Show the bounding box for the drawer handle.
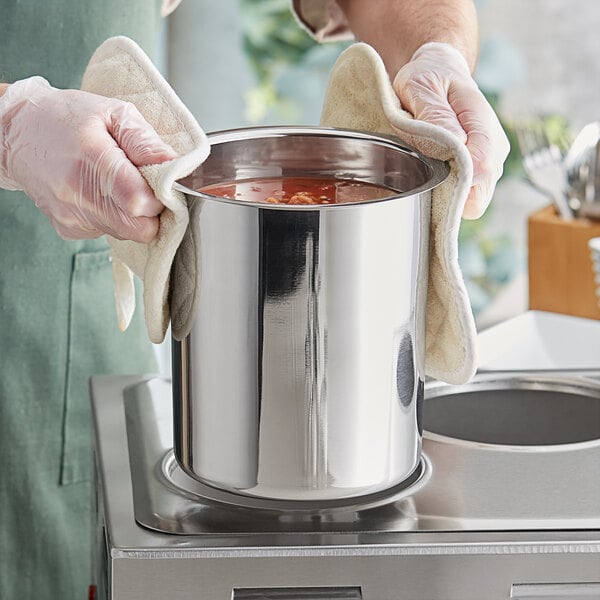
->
[511,582,600,599]
[233,587,362,599]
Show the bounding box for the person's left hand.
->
[393,42,510,219]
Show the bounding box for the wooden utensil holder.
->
[528,205,600,319]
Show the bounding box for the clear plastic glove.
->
[0,77,177,241]
[393,42,510,219]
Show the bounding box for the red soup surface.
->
[199,176,396,205]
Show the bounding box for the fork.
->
[515,124,574,221]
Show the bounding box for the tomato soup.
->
[199,176,396,205]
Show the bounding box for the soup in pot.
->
[199,176,397,205]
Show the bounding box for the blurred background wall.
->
[472,0,600,326]
[477,0,600,131]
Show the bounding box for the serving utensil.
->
[565,121,600,219]
[589,236,600,306]
[516,124,573,220]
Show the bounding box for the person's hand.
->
[0,77,176,241]
[392,42,510,219]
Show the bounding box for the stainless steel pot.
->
[171,126,448,501]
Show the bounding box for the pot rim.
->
[174,125,449,211]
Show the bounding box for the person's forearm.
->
[0,83,9,97]
[336,0,479,78]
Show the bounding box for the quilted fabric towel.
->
[81,36,209,343]
[321,43,476,384]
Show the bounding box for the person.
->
[0,3,180,598]
[0,1,508,598]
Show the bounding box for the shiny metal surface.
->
[565,121,600,218]
[90,374,600,600]
[425,371,600,445]
[123,374,600,535]
[171,127,448,501]
[162,452,430,515]
[511,582,600,599]
[516,126,573,220]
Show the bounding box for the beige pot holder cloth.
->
[321,43,477,384]
[81,36,209,344]
[81,37,476,384]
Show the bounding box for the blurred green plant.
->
[483,94,572,179]
[240,0,348,123]
[241,0,315,84]
[456,93,573,314]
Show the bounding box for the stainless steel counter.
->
[90,373,600,599]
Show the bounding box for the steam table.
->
[90,371,600,599]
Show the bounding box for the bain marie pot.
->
[171,126,448,501]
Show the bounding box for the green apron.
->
[0,2,163,598]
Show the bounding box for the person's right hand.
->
[0,77,176,242]
[392,43,510,220]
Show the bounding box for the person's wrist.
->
[410,41,473,76]
[0,81,21,191]
[0,77,53,191]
